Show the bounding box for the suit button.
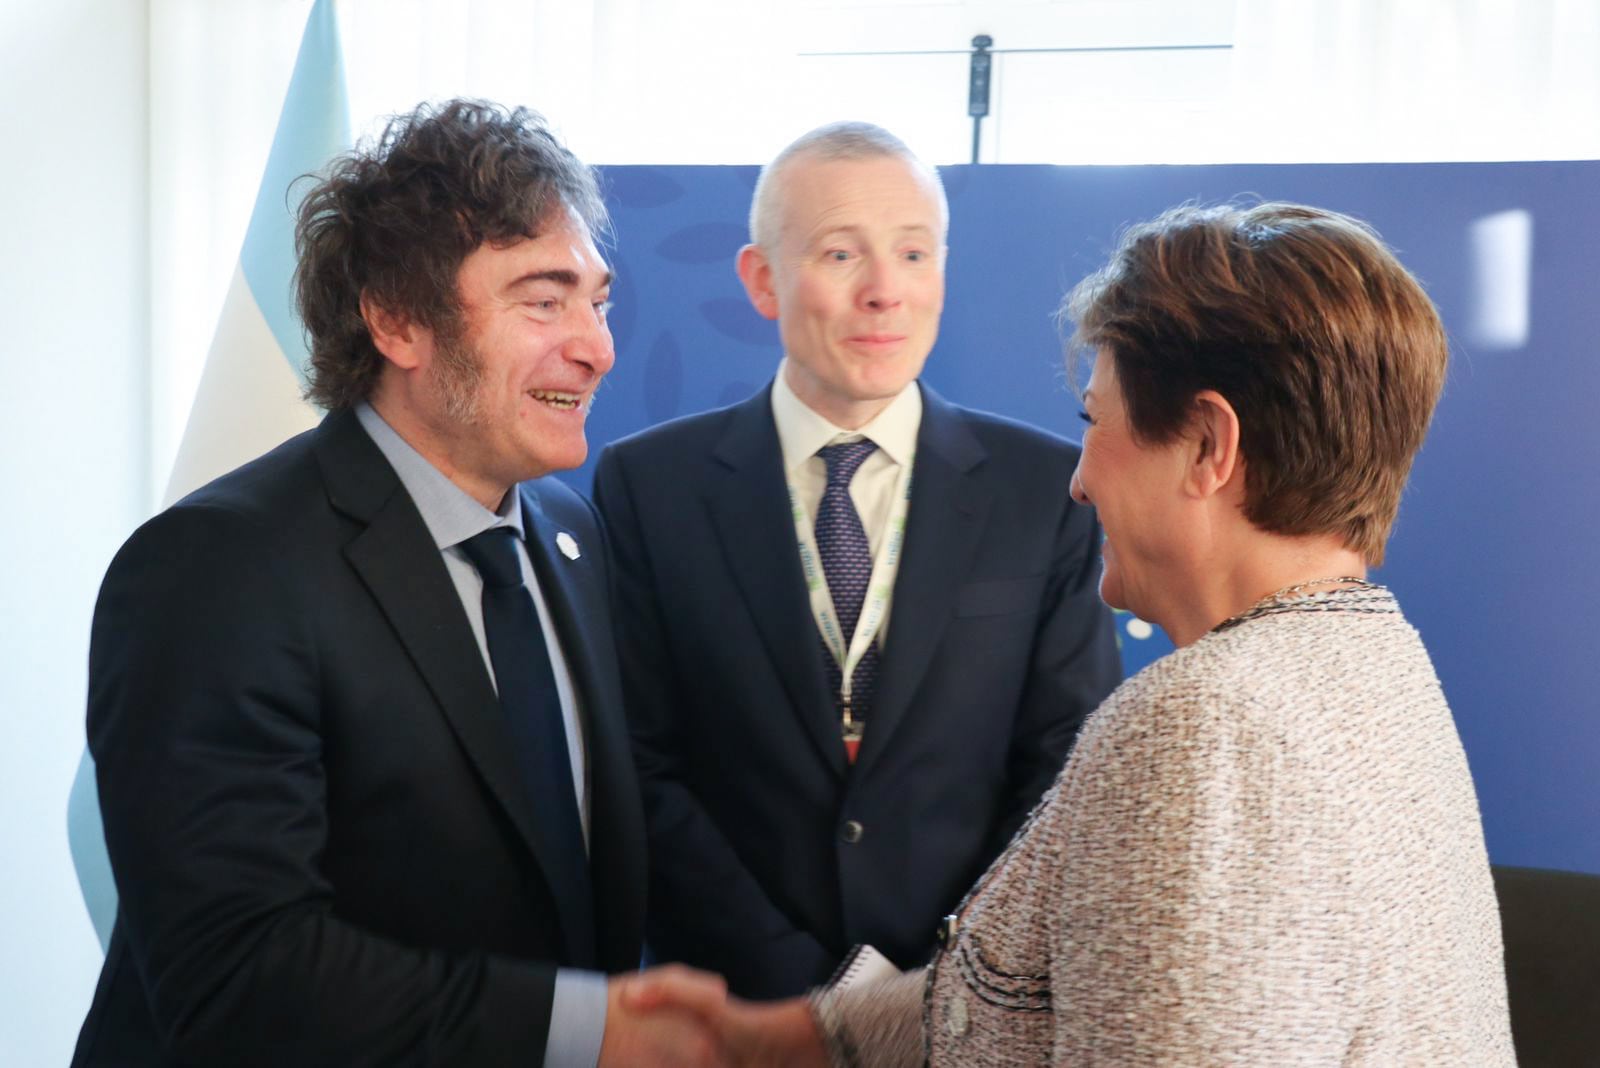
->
[840,819,864,844]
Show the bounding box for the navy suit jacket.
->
[592,382,1121,998]
[73,408,645,1066]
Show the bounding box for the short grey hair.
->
[747,121,949,250]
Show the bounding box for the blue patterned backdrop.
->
[566,161,1600,876]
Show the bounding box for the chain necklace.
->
[1211,575,1386,634]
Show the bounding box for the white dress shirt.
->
[770,361,923,642]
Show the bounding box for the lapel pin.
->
[556,531,581,561]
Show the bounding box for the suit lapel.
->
[707,390,847,778]
[313,412,562,902]
[520,487,648,903]
[520,490,608,746]
[518,489,626,968]
[520,489,646,969]
[854,386,991,777]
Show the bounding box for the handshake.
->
[600,965,828,1068]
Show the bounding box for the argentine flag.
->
[166,0,351,503]
[69,0,351,950]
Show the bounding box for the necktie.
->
[816,440,881,761]
[458,526,595,964]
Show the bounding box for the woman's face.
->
[1069,353,1193,623]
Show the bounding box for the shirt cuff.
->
[542,968,609,1068]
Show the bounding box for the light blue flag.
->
[163,0,351,505]
[69,0,351,951]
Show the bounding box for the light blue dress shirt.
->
[356,403,607,1068]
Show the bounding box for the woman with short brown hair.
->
[720,201,1515,1066]
[1068,201,1447,567]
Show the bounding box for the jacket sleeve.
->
[87,503,559,1066]
[591,446,835,997]
[991,492,1122,852]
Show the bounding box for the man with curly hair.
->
[73,99,723,1068]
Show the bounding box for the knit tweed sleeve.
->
[1045,674,1364,1062]
[810,966,928,1067]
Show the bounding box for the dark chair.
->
[1491,864,1600,1067]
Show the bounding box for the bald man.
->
[593,121,1121,997]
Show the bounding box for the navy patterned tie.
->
[816,440,881,757]
[458,526,595,964]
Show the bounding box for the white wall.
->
[0,1,149,1063]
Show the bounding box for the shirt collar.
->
[770,359,923,475]
[355,402,524,550]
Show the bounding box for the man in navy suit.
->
[73,100,723,1067]
[592,122,1122,998]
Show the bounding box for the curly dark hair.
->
[294,98,608,410]
[1064,201,1448,566]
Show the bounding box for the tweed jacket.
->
[820,587,1516,1065]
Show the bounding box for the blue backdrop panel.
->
[575,161,1600,877]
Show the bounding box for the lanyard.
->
[786,450,915,727]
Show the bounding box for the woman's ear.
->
[1184,389,1241,499]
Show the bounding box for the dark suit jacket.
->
[72,408,644,1067]
[591,382,1120,998]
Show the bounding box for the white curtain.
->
[1230,0,1600,164]
[147,0,1600,496]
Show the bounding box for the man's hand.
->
[600,965,730,1068]
[621,976,828,1068]
[719,998,829,1068]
